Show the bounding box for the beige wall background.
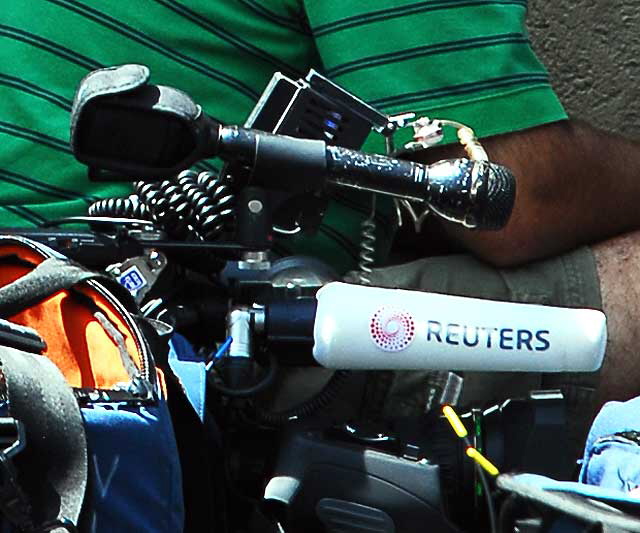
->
[527,1,639,138]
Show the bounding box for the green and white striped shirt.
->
[0,0,566,273]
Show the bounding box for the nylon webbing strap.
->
[0,346,88,532]
[0,258,107,319]
[497,473,640,532]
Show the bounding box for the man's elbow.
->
[442,216,558,268]
[452,235,535,268]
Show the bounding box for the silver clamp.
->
[383,114,489,233]
[107,249,168,304]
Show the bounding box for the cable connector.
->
[442,404,500,477]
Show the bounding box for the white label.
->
[312,282,607,372]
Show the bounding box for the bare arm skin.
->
[592,230,640,409]
[402,120,640,415]
[405,119,640,267]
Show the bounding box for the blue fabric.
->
[76,334,206,533]
[579,396,640,492]
[168,333,207,422]
[82,401,185,533]
[503,396,640,507]
[498,398,640,532]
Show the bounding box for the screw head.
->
[247,199,263,214]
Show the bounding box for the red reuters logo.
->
[370,307,416,352]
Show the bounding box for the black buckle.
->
[0,418,32,530]
[0,417,26,461]
[0,418,79,533]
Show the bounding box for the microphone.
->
[327,146,515,230]
[214,127,515,230]
[70,65,515,230]
[311,282,606,372]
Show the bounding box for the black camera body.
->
[263,391,570,533]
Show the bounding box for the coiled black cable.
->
[89,171,351,423]
[176,170,235,241]
[87,170,235,241]
[88,194,149,220]
[135,179,192,239]
[256,369,351,426]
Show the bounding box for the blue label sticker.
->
[118,266,147,293]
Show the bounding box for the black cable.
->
[476,464,498,533]
[460,432,497,533]
[135,180,192,239]
[497,493,519,533]
[207,354,278,398]
[87,195,149,220]
[86,170,235,242]
[179,170,235,240]
[256,369,351,426]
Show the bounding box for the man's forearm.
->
[409,120,640,266]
